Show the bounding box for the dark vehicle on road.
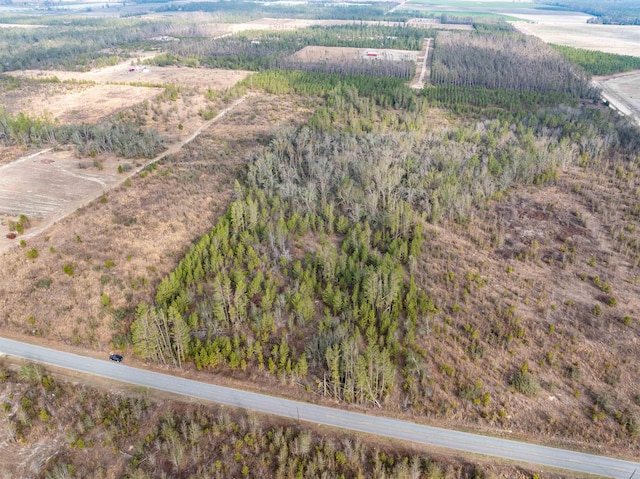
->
[109,354,123,362]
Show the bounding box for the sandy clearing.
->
[13,83,163,123]
[290,45,418,63]
[7,65,252,90]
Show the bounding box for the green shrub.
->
[63,264,74,276]
[512,370,540,397]
[25,248,38,260]
[101,294,111,307]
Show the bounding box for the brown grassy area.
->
[290,45,418,63]
[513,22,640,57]
[413,178,640,455]
[0,66,252,252]
[3,64,251,125]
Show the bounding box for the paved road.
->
[1,336,638,478]
[597,79,640,127]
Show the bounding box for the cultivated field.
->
[514,22,640,57]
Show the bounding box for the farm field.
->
[514,22,640,57]
[400,0,566,20]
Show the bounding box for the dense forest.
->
[430,30,596,98]
[551,44,640,76]
[537,0,640,24]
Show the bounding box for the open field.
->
[290,45,418,63]
[4,83,162,124]
[0,55,253,252]
[4,64,250,123]
[7,64,251,91]
[506,11,593,24]
[514,23,640,57]
[401,0,564,20]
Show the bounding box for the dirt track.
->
[0,95,249,255]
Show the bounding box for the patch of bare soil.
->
[290,45,418,63]
[7,64,251,91]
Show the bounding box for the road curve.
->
[0,336,638,478]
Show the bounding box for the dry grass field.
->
[290,45,418,63]
[514,21,640,57]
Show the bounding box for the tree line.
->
[150,24,433,76]
[537,0,640,25]
[0,16,212,72]
[155,0,437,22]
[551,44,640,75]
[0,107,165,158]
[431,30,597,99]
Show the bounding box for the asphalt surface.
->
[1,336,638,478]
